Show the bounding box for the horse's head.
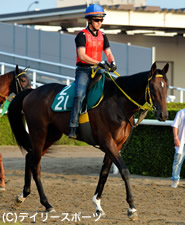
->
[14,65,32,93]
[148,62,169,121]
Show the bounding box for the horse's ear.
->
[15,65,19,75]
[162,63,169,75]
[151,62,157,74]
[149,62,157,78]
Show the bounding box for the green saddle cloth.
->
[51,75,105,112]
[0,93,16,117]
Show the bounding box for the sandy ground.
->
[0,145,185,225]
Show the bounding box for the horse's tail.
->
[8,89,33,153]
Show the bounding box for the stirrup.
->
[68,127,77,139]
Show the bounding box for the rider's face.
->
[91,17,103,30]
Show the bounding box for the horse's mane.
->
[104,71,149,97]
[104,68,168,98]
[117,71,149,91]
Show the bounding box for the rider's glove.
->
[109,61,117,72]
[98,61,110,71]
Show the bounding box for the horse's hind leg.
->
[30,151,55,212]
[16,152,32,203]
[92,154,112,216]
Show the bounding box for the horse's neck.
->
[0,72,13,83]
[0,72,13,95]
[116,73,148,105]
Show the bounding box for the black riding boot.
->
[68,127,77,139]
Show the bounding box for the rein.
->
[0,93,8,100]
[91,66,165,112]
[107,72,164,111]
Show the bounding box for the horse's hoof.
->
[0,186,6,191]
[96,209,106,217]
[128,208,138,221]
[16,195,25,204]
[46,207,56,213]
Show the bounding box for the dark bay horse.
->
[0,65,31,190]
[7,62,169,221]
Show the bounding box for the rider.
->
[68,4,117,139]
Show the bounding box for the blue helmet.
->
[85,4,106,18]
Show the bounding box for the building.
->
[57,0,146,8]
[0,2,185,101]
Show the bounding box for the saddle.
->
[51,73,106,145]
[51,73,105,113]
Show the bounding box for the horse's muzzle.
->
[157,111,168,121]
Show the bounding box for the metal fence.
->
[1,58,185,102]
[0,61,75,88]
[0,22,153,77]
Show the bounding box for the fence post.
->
[32,71,37,88]
[180,90,183,103]
[1,64,5,75]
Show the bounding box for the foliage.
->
[121,102,185,178]
[55,134,88,146]
[0,115,87,146]
[0,115,17,145]
[121,126,175,177]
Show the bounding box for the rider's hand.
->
[98,61,110,71]
[109,61,117,72]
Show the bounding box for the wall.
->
[0,22,153,78]
[107,33,185,101]
[57,0,146,8]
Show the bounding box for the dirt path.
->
[0,145,185,225]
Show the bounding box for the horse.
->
[7,62,169,221]
[0,65,31,104]
[0,65,31,191]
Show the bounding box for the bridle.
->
[0,68,29,101]
[107,72,165,112]
[15,70,28,93]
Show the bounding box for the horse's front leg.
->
[105,142,138,221]
[92,153,112,216]
[16,152,32,204]
[114,154,137,220]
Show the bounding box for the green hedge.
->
[0,115,86,146]
[122,126,174,177]
[122,103,185,178]
[0,115,16,145]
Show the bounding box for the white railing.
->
[135,119,172,126]
[169,86,185,103]
[0,51,76,71]
[0,50,185,101]
[0,62,75,88]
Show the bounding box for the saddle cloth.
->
[51,75,105,112]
